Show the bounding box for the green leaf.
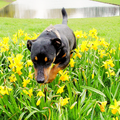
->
[0,106,11,117]
[100,112,105,120]
[80,89,86,106]
[19,111,27,120]
[25,111,38,120]
[94,66,105,87]
[80,86,106,97]
[113,82,120,100]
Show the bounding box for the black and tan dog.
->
[27,8,76,83]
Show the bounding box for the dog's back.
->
[54,8,76,51]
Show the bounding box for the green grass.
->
[0,16,120,119]
[0,0,15,9]
[93,0,120,5]
[0,16,120,47]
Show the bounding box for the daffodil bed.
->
[0,28,120,120]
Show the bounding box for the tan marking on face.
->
[53,57,56,62]
[44,65,52,82]
[45,63,62,83]
[70,53,73,58]
[44,57,48,62]
[35,56,38,61]
[62,53,66,58]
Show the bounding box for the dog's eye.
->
[46,59,52,65]
[34,56,38,61]
[44,57,48,62]
[44,57,52,63]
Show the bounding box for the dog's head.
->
[27,36,62,83]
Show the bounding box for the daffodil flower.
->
[36,99,41,106]
[22,79,30,87]
[56,85,65,94]
[69,58,75,67]
[109,99,120,115]
[37,90,45,97]
[60,97,70,106]
[9,74,17,82]
[0,86,12,95]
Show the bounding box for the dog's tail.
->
[62,8,68,25]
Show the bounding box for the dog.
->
[27,8,76,83]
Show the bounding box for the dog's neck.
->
[44,25,61,39]
[44,25,62,57]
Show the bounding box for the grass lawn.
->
[0,0,15,9]
[0,16,120,119]
[93,0,120,5]
[0,16,120,47]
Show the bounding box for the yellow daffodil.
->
[109,99,120,115]
[22,79,30,87]
[83,32,87,39]
[9,74,17,82]
[73,47,82,59]
[69,58,75,67]
[37,90,45,97]
[91,40,99,50]
[76,53,82,58]
[80,41,89,52]
[99,38,109,48]
[74,30,83,38]
[26,60,33,67]
[110,49,116,54]
[98,101,107,112]
[23,88,33,98]
[98,50,107,58]
[24,33,30,41]
[56,85,65,94]
[2,37,9,44]
[105,69,115,77]
[60,97,70,106]
[102,59,115,69]
[18,29,24,38]
[28,70,33,79]
[0,37,9,52]
[36,99,41,106]
[88,28,97,38]
[0,86,12,95]
[59,71,69,82]
[107,59,115,68]
[8,54,23,75]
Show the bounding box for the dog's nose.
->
[37,78,44,83]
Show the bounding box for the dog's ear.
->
[51,38,62,49]
[27,39,36,51]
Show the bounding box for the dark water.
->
[0,0,119,19]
